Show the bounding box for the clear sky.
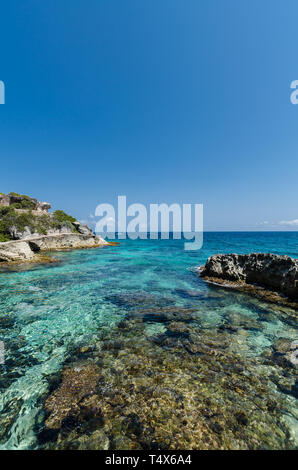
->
[0,0,298,230]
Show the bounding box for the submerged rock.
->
[269,338,298,369]
[42,317,297,450]
[225,312,263,331]
[167,322,192,337]
[44,364,101,430]
[139,306,196,324]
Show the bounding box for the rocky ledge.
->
[200,253,298,304]
[0,233,108,264]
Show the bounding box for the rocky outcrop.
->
[0,233,108,264]
[0,240,36,262]
[28,233,107,251]
[200,253,298,301]
[72,221,94,236]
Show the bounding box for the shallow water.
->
[0,232,297,449]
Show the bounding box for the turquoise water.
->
[0,232,297,449]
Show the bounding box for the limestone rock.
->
[8,223,75,241]
[72,221,94,236]
[29,233,107,251]
[0,234,108,264]
[0,241,35,262]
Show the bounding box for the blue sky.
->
[0,0,298,230]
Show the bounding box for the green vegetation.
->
[10,200,36,210]
[0,192,79,240]
[7,193,36,210]
[0,206,78,241]
[0,233,11,242]
[52,210,77,224]
[0,207,37,240]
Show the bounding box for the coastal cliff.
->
[0,192,108,263]
[200,253,298,303]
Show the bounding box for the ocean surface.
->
[0,232,297,450]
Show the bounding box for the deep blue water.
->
[0,232,297,449]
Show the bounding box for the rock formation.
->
[0,233,108,264]
[0,192,109,263]
[0,240,36,262]
[200,253,298,301]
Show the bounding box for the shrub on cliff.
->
[52,210,76,224]
[7,193,36,210]
[0,207,37,239]
[0,233,11,242]
[10,200,36,210]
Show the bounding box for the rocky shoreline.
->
[200,253,298,308]
[0,232,108,264]
[0,192,110,264]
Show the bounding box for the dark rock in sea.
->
[219,324,238,333]
[0,314,15,329]
[102,340,123,352]
[166,322,192,338]
[140,306,196,324]
[150,333,167,345]
[150,334,178,350]
[117,320,131,330]
[291,381,298,399]
[123,413,144,437]
[174,288,206,299]
[209,421,223,434]
[183,340,205,355]
[38,427,59,445]
[234,411,248,426]
[200,253,298,302]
